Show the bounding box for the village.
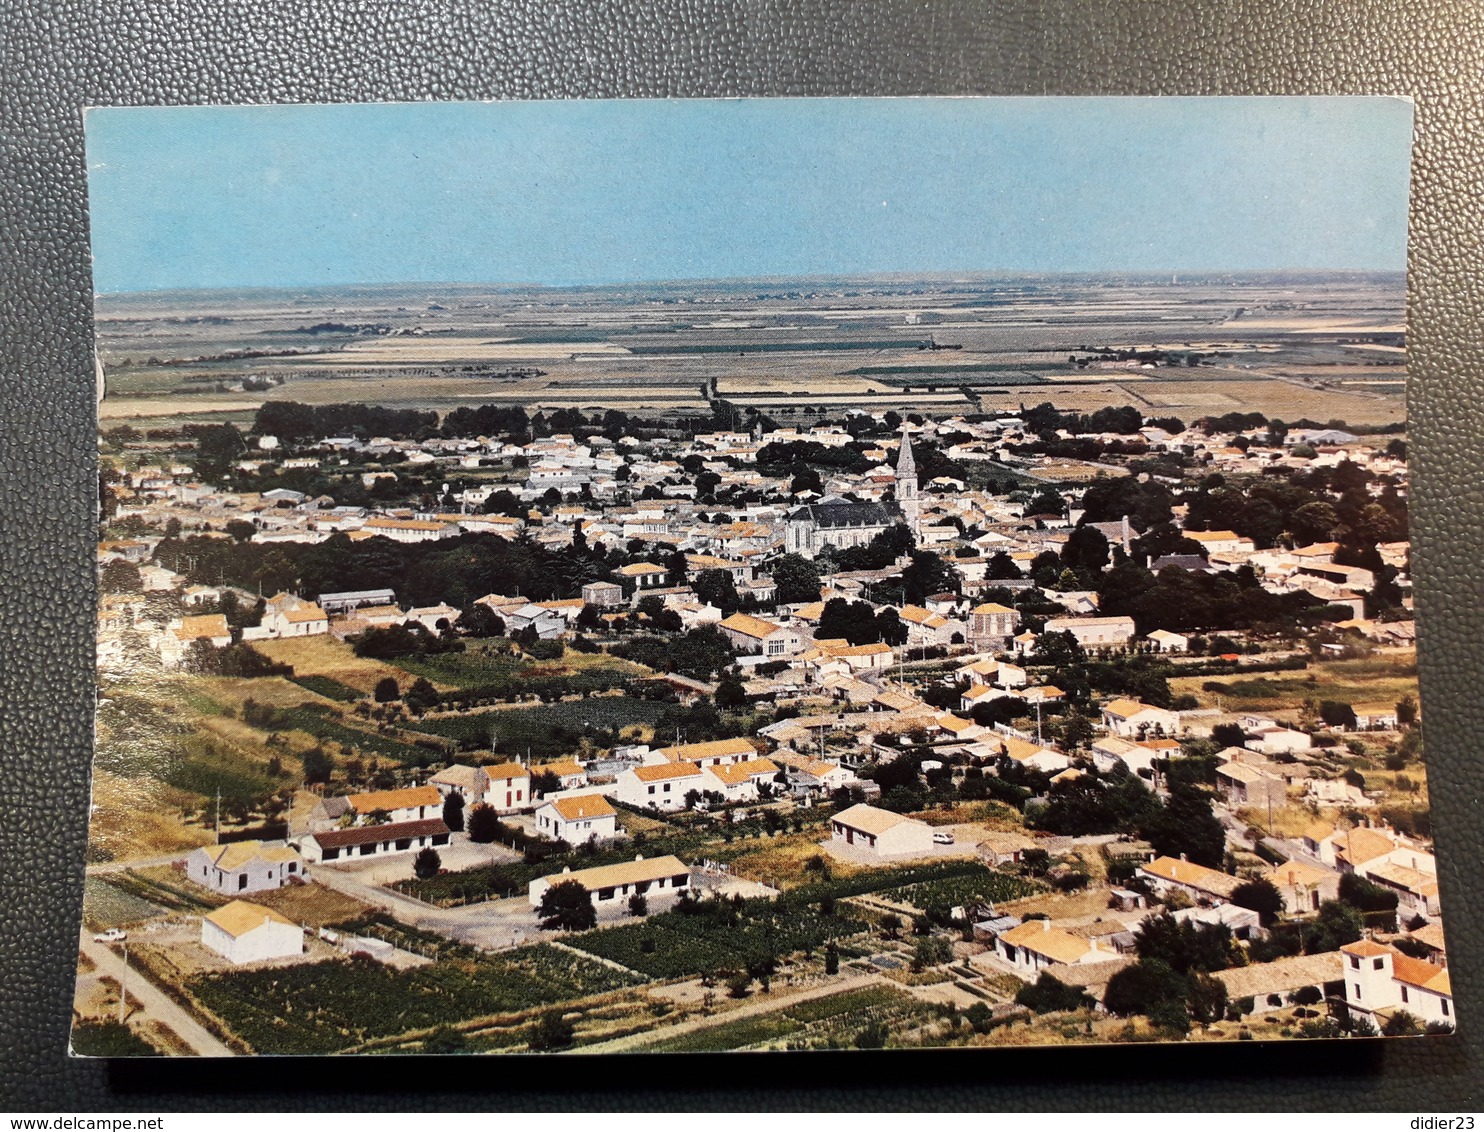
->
[75,391,1443,1057]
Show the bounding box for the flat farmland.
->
[97,271,1407,427]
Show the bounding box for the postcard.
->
[74,96,1447,1057]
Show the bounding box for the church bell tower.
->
[895,427,921,537]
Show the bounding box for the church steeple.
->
[895,426,920,536]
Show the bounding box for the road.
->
[573,972,885,1054]
[78,929,234,1057]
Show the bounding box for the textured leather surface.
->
[3,0,1481,1110]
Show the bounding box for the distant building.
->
[528,855,691,910]
[784,499,902,558]
[186,841,305,895]
[967,602,1020,649]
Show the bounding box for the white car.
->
[932,831,955,845]
[92,928,127,944]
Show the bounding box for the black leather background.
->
[3,0,1482,1110]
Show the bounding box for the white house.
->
[535,793,619,844]
[648,737,757,768]
[616,761,707,811]
[1100,698,1181,739]
[528,854,691,910]
[1044,615,1137,650]
[186,841,306,895]
[200,900,304,965]
[1341,939,1454,1028]
[310,785,444,828]
[829,804,935,859]
[989,920,1113,977]
[1147,629,1189,653]
[701,757,781,804]
[718,612,804,657]
[481,762,532,814]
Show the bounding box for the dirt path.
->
[573,971,885,1054]
[77,929,234,1057]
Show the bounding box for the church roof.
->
[787,501,899,529]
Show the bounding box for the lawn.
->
[190,944,645,1055]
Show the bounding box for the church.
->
[783,430,921,558]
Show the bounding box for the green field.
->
[877,870,1041,911]
[190,944,645,1055]
[569,897,864,981]
[634,984,930,1052]
[403,698,665,756]
[82,877,169,929]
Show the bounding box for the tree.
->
[1319,700,1357,730]
[910,935,952,971]
[1104,958,1191,1023]
[1395,694,1418,726]
[466,803,501,844]
[1231,878,1284,927]
[714,674,748,710]
[1062,525,1111,578]
[459,603,506,638]
[413,847,442,879]
[373,676,400,703]
[301,746,333,786]
[527,1011,576,1050]
[404,677,441,713]
[537,879,598,931]
[771,553,823,604]
[99,559,142,593]
[692,569,742,615]
[628,893,648,917]
[824,943,840,975]
[442,790,465,833]
[1016,973,1090,1014]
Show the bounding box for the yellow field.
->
[87,768,216,858]
[253,636,443,694]
[1170,653,1418,720]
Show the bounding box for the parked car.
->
[92,928,127,943]
[932,831,955,845]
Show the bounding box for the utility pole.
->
[214,787,221,844]
[1035,700,1043,745]
[118,942,128,1023]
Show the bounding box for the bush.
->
[527,1011,575,1050]
[412,847,442,880]
[1015,973,1089,1014]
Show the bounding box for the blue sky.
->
[84,97,1413,294]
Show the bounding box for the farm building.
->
[200,900,304,965]
[528,854,691,910]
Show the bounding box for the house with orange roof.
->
[615,760,707,812]
[718,612,803,657]
[528,854,692,911]
[537,757,588,792]
[650,737,757,768]
[481,762,532,813]
[308,786,443,831]
[1341,939,1454,1028]
[1100,698,1181,739]
[967,602,1020,649]
[1263,857,1341,915]
[200,900,304,965]
[1137,855,1242,904]
[986,919,1117,977]
[535,793,618,844]
[701,757,781,804]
